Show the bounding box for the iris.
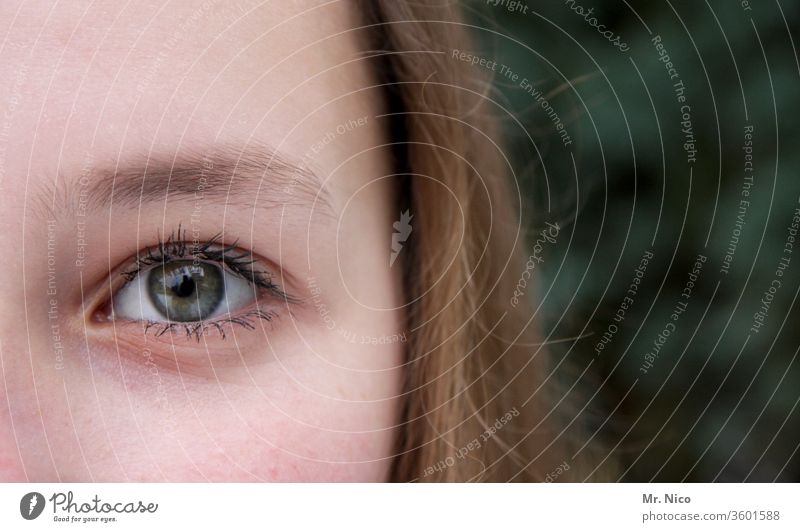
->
[147,260,224,321]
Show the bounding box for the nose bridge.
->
[0,355,28,481]
[0,189,27,479]
[0,326,66,482]
[0,195,62,481]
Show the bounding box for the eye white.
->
[112,263,258,322]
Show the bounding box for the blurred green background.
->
[466,0,800,481]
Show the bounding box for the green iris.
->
[147,260,224,322]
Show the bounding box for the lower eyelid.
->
[141,308,278,340]
[98,325,281,377]
[86,306,282,374]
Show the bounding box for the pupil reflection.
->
[171,274,195,298]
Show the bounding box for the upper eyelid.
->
[123,230,239,278]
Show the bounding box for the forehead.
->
[0,0,371,176]
[0,0,356,79]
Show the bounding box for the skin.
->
[0,0,405,481]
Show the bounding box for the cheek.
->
[20,336,403,482]
[155,411,394,482]
[135,378,400,482]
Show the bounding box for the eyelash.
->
[115,224,291,341]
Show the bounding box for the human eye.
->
[97,226,293,341]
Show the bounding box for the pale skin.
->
[0,0,404,481]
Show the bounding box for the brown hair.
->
[358,1,608,481]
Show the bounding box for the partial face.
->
[0,0,404,481]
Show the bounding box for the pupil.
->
[172,275,195,298]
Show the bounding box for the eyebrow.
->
[71,143,333,217]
